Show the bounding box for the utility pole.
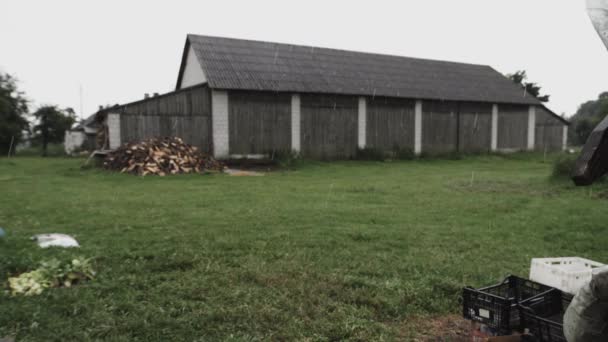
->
[79,84,84,119]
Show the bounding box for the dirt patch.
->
[225,169,265,177]
[400,315,471,341]
[223,158,282,172]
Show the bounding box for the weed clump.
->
[552,154,577,179]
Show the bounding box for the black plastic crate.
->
[462,275,554,335]
[519,289,574,342]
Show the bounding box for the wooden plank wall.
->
[497,104,528,150]
[535,107,564,151]
[422,100,458,153]
[116,85,212,153]
[366,97,415,151]
[228,91,291,154]
[301,94,358,159]
[459,103,492,153]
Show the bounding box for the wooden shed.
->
[98,34,569,159]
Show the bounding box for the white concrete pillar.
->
[291,94,301,153]
[527,105,536,151]
[358,97,367,149]
[107,113,121,149]
[415,100,422,154]
[211,90,229,158]
[562,125,569,151]
[491,104,498,151]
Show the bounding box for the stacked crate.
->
[463,257,608,341]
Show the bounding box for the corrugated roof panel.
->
[188,34,540,105]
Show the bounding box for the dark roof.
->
[72,113,99,131]
[183,34,542,106]
[540,105,570,126]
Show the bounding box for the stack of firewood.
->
[103,137,224,176]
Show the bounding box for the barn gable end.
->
[176,41,207,90]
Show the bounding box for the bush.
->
[552,154,577,179]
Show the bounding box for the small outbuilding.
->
[97,34,569,159]
[64,114,98,154]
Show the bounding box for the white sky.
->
[1,0,607,120]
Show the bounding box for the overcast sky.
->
[1,0,607,119]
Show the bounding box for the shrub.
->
[552,154,577,179]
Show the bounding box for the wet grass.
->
[1,155,607,341]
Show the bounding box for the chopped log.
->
[103,137,224,176]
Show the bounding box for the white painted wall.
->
[414,100,422,154]
[563,126,569,151]
[64,130,86,154]
[107,113,122,149]
[527,106,536,151]
[179,45,207,89]
[291,94,301,153]
[358,97,367,148]
[212,90,229,158]
[491,104,498,151]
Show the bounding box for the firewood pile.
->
[103,137,224,176]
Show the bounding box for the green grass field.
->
[1,155,607,341]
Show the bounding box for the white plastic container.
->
[530,257,608,294]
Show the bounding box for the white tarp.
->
[587,0,608,49]
[32,234,80,248]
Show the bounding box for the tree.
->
[507,70,550,103]
[32,106,76,156]
[574,118,600,145]
[569,92,608,145]
[0,73,29,155]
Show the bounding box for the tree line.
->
[501,71,605,146]
[1,72,76,156]
[568,93,608,145]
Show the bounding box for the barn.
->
[98,34,569,159]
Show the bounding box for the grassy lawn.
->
[1,155,608,341]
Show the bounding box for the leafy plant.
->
[7,257,95,296]
[7,269,50,296]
